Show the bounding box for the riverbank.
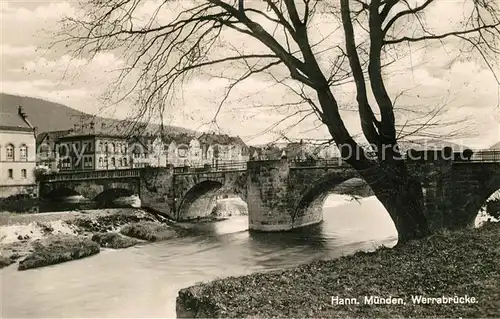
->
[0,208,189,270]
[177,222,500,318]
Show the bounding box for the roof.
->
[249,145,282,160]
[198,133,247,146]
[0,104,34,132]
[163,133,195,145]
[36,130,73,144]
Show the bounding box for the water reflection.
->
[1,194,397,318]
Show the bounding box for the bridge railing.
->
[172,160,248,174]
[41,168,141,182]
[290,157,350,168]
[452,150,500,163]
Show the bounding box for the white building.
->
[0,106,37,198]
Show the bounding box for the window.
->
[111,143,115,153]
[6,144,14,161]
[84,157,93,168]
[104,158,108,168]
[98,142,103,153]
[178,146,188,158]
[118,158,123,167]
[63,158,72,169]
[19,144,27,160]
[8,169,13,179]
[111,157,116,167]
[105,143,109,153]
[123,157,128,166]
[99,157,103,168]
[21,169,27,179]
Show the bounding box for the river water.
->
[1,195,399,318]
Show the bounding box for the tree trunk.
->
[316,88,430,244]
[361,159,431,244]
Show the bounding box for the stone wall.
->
[139,167,176,219]
[0,184,37,198]
[247,159,295,231]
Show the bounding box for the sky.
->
[1,0,500,147]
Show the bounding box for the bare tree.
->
[54,0,500,243]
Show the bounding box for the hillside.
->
[255,138,469,153]
[398,138,469,151]
[0,93,194,136]
[490,141,500,149]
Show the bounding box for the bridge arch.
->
[177,180,247,221]
[93,188,137,205]
[44,187,82,200]
[291,171,372,227]
[468,174,500,227]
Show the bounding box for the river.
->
[1,195,399,318]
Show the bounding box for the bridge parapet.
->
[40,168,141,182]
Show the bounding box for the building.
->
[36,129,73,170]
[249,141,340,161]
[146,132,249,168]
[55,121,132,171]
[0,106,37,198]
[129,135,150,168]
[48,120,251,171]
[198,133,249,164]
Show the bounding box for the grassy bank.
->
[177,223,500,318]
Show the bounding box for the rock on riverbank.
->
[18,235,100,271]
[0,208,185,270]
[91,232,139,249]
[120,221,186,241]
[176,223,500,318]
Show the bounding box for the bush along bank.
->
[176,223,500,318]
[0,209,189,271]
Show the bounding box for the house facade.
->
[46,124,250,171]
[249,141,340,161]
[198,133,249,164]
[0,106,37,198]
[36,129,73,170]
[146,132,249,168]
[55,122,132,171]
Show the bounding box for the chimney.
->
[18,105,27,118]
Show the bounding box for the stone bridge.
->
[39,150,500,232]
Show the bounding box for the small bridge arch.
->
[292,171,370,227]
[176,177,248,221]
[177,180,224,220]
[464,173,500,227]
[44,187,82,200]
[93,188,137,203]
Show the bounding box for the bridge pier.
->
[246,159,323,231]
